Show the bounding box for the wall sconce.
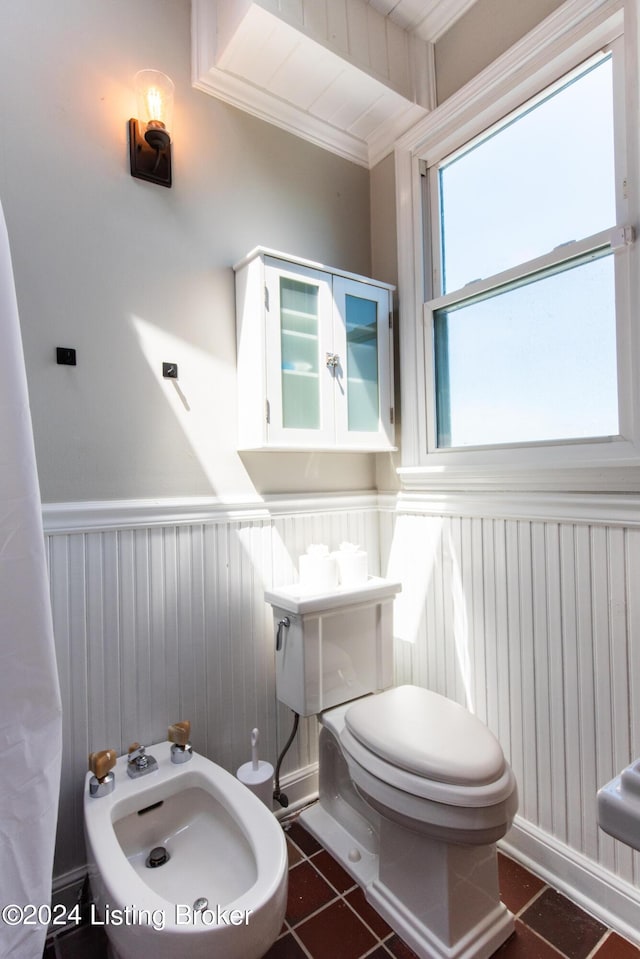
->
[129,69,174,188]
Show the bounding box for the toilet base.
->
[300,802,514,959]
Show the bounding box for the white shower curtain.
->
[0,198,63,959]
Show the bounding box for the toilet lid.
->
[344,686,505,787]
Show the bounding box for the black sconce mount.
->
[129,119,172,188]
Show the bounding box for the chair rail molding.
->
[394,488,640,528]
[42,491,382,534]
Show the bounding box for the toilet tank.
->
[265,578,401,717]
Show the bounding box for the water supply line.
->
[273,709,299,808]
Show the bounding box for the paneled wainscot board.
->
[44,491,640,944]
[45,494,381,889]
[380,496,640,944]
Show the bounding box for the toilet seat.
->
[346,685,505,785]
[325,686,515,808]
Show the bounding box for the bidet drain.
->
[146,846,170,868]
[193,897,208,912]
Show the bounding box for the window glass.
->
[439,56,615,293]
[434,253,618,447]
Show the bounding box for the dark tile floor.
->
[46,813,640,959]
[267,820,640,959]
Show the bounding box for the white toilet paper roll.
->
[335,550,368,586]
[236,760,274,808]
[298,553,339,592]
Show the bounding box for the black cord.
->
[273,710,300,808]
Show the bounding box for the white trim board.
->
[42,488,640,534]
[502,817,640,946]
[273,764,319,821]
[395,0,623,162]
[42,491,381,535]
[191,0,434,169]
[394,489,640,528]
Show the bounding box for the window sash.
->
[426,227,615,317]
[435,51,616,296]
[421,32,631,459]
[431,248,619,449]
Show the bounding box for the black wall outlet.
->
[56,347,76,366]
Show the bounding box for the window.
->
[426,50,629,452]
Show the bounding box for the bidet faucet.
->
[88,748,117,798]
[168,720,193,763]
[126,742,159,779]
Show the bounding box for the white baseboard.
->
[274,763,319,819]
[52,865,87,901]
[501,816,640,946]
[48,866,88,933]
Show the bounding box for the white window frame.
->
[394,0,640,492]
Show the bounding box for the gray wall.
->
[0,0,375,504]
[0,0,572,505]
[434,0,565,102]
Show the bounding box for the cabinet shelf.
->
[281,329,318,341]
[281,367,318,378]
[282,307,317,320]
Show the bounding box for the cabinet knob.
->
[325,352,340,369]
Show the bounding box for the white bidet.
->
[84,741,287,959]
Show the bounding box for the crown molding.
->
[192,66,371,167]
[412,0,480,43]
[191,0,433,169]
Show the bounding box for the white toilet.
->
[83,737,287,959]
[266,578,518,959]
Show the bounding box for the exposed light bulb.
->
[134,69,174,141]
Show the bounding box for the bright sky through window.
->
[433,55,619,448]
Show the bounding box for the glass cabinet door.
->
[279,276,321,429]
[344,292,380,432]
[332,276,393,448]
[264,259,335,447]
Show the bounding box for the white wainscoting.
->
[45,489,640,942]
[379,496,640,942]
[45,493,381,886]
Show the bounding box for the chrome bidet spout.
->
[126,743,158,779]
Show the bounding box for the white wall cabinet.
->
[234,249,395,451]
